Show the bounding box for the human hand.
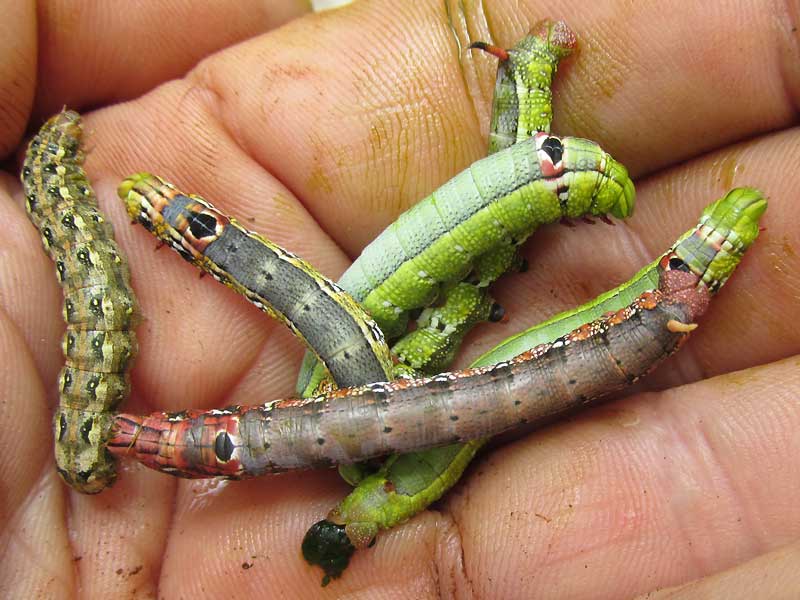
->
[2,1,799,597]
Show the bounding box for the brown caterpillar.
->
[21,109,139,494]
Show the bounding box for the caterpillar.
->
[302,21,586,577]
[374,19,579,381]
[295,130,635,395]
[471,18,577,151]
[118,173,394,389]
[300,187,767,581]
[20,109,140,494]
[106,189,765,482]
[302,21,586,579]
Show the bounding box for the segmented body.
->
[391,282,504,373]
[107,186,766,479]
[107,280,691,475]
[303,22,592,576]
[119,173,394,388]
[21,110,139,494]
[297,131,635,393]
[472,19,577,151]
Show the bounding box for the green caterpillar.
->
[471,18,577,150]
[295,130,634,395]
[301,20,589,578]
[300,188,767,583]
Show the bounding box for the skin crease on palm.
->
[1,0,800,597]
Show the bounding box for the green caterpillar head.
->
[545,135,635,220]
[672,187,767,293]
[591,154,635,219]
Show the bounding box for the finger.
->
[0,0,35,157]
[0,160,178,597]
[0,303,74,597]
[74,12,799,413]
[638,539,800,598]
[81,91,350,410]
[158,471,464,597]
[33,0,310,118]
[0,172,64,387]
[185,0,800,255]
[444,356,800,598]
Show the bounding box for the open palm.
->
[2,1,799,598]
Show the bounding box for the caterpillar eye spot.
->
[80,418,94,444]
[668,257,690,272]
[44,163,58,174]
[541,136,564,164]
[77,248,92,265]
[61,214,76,229]
[187,211,218,240]
[214,432,235,462]
[47,186,60,198]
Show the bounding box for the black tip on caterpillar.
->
[600,214,615,226]
[302,520,356,586]
[468,41,510,61]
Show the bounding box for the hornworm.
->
[107,189,765,484]
[21,110,139,494]
[295,130,635,395]
[301,187,767,580]
[118,173,394,390]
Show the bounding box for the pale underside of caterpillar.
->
[21,109,139,494]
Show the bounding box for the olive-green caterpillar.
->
[21,109,139,494]
[118,173,395,390]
